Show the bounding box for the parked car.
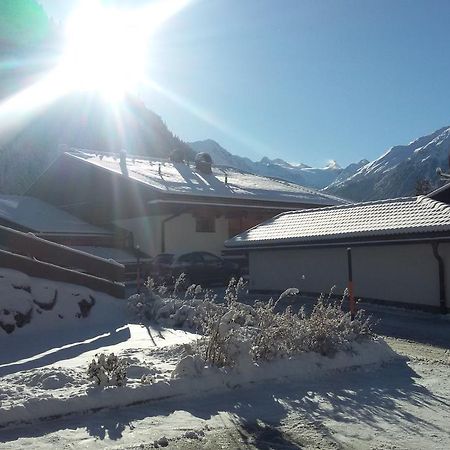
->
[151,251,240,286]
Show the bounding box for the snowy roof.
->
[0,195,111,235]
[69,152,348,207]
[226,196,450,248]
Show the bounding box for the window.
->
[201,252,222,265]
[177,253,203,265]
[196,217,215,233]
[154,254,174,265]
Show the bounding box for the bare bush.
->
[87,353,127,387]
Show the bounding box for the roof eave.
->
[225,231,450,251]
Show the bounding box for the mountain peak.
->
[325,160,341,170]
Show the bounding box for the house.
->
[0,195,150,280]
[27,150,348,260]
[225,196,450,312]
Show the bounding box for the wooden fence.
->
[0,225,125,298]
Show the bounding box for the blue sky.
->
[40,0,450,167]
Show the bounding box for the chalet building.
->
[27,150,348,259]
[0,195,150,280]
[225,196,450,312]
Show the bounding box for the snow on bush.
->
[87,353,128,387]
[127,275,222,330]
[252,295,373,361]
[127,276,375,373]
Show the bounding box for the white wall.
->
[165,214,229,256]
[115,213,229,257]
[249,243,445,308]
[114,216,162,256]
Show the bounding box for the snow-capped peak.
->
[325,160,342,170]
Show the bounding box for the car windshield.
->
[155,254,174,264]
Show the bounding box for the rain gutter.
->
[432,242,448,314]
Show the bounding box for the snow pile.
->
[0,335,395,429]
[0,276,398,429]
[0,269,106,335]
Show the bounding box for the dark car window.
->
[201,252,222,265]
[155,254,174,264]
[178,253,202,264]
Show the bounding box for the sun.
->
[59,1,150,101]
[0,0,192,136]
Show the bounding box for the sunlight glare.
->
[59,0,192,101]
[0,0,192,138]
[60,1,148,101]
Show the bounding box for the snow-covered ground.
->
[1,274,449,449]
[1,336,449,449]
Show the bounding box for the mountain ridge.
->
[324,126,450,200]
[189,139,367,191]
[189,125,450,201]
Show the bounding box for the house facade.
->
[27,150,348,260]
[226,196,450,312]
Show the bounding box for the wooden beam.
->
[0,249,125,298]
[0,224,124,282]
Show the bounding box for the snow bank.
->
[0,336,397,429]
[0,278,398,429]
[0,268,123,337]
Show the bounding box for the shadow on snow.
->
[1,359,448,447]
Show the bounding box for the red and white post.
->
[347,247,356,320]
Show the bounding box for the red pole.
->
[136,246,141,294]
[347,247,356,320]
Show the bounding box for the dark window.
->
[178,253,203,264]
[201,252,222,265]
[196,217,215,233]
[154,254,174,265]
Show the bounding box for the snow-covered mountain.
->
[189,140,365,190]
[191,125,450,201]
[324,126,450,201]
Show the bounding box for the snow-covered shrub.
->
[87,353,127,387]
[252,295,373,360]
[277,287,300,302]
[173,273,188,298]
[195,296,257,368]
[171,354,205,378]
[193,290,374,367]
[127,277,164,322]
[185,277,251,367]
[127,275,225,330]
[131,277,374,370]
[224,277,247,305]
[296,295,373,356]
[184,284,203,300]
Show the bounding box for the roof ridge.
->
[280,196,417,217]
